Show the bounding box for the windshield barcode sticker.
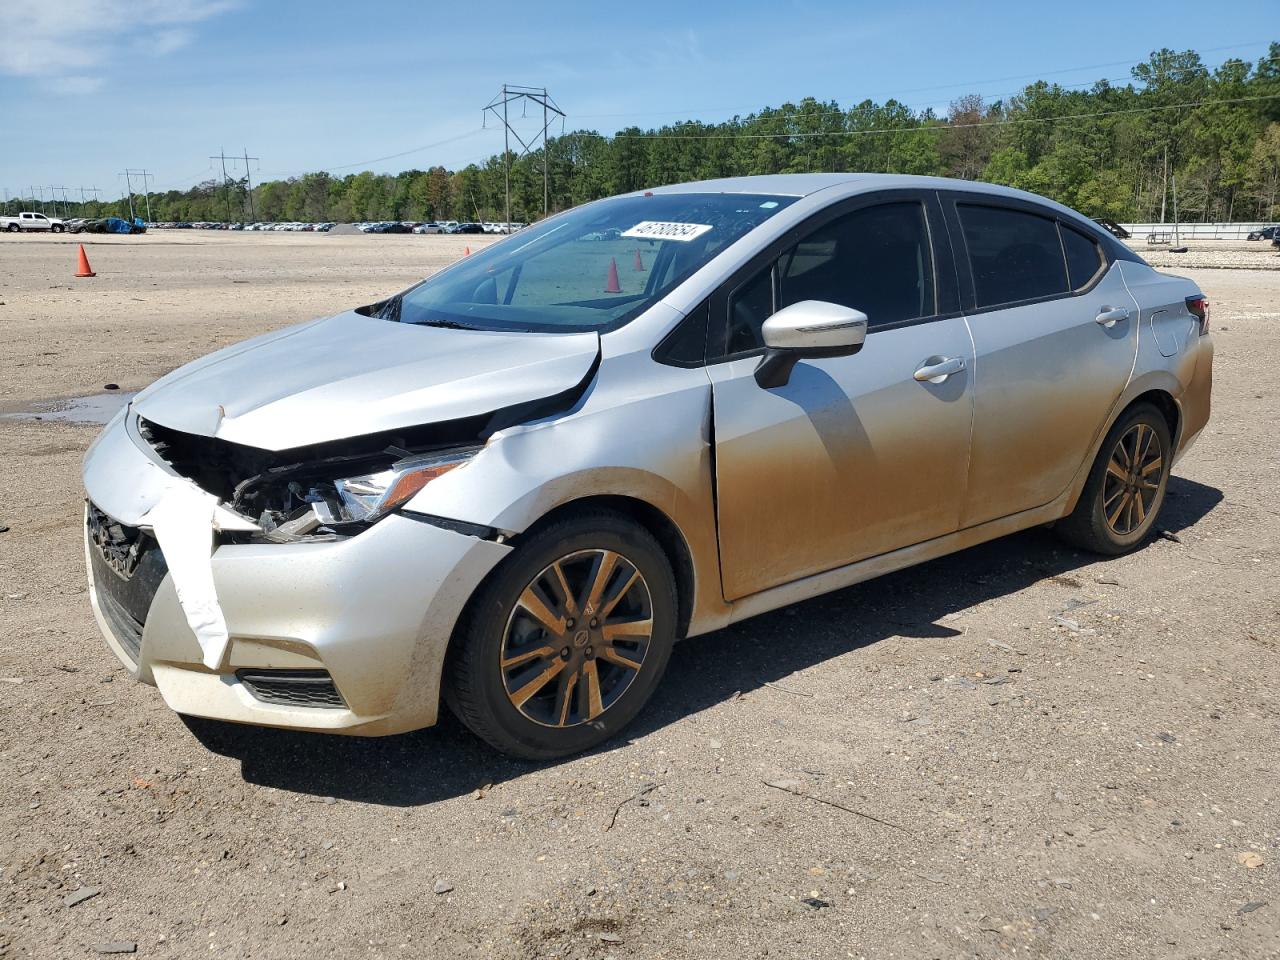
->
[621,220,713,242]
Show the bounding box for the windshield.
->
[384,192,796,333]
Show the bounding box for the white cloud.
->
[147,27,196,57]
[47,74,106,95]
[0,0,236,93]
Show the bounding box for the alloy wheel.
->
[500,549,653,728]
[1102,422,1164,536]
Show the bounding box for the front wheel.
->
[1056,403,1172,555]
[51,224,64,233]
[445,511,677,759]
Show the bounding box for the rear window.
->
[959,204,1068,308]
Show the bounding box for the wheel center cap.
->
[573,629,590,647]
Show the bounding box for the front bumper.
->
[83,414,510,736]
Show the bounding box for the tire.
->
[445,510,677,759]
[1056,402,1172,555]
[6,223,19,233]
[51,224,64,233]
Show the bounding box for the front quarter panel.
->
[401,324,725,635]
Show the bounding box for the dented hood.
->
[131,311,600,451]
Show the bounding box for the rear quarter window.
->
[1060,223,1105,289]
[959,204,1069,308]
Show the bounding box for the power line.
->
[612,92,1280,142]
[325,129,484,172]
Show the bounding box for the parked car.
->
[449,222,485,234]
[2,211,66,232]
[82,174,1213,759]
[1246,225,1277,241]
[412,222,444,234]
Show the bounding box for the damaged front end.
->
[132,341,598,543]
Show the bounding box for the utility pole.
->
[483,84,565,227]
[1172,172,1181,247]
[210,149,258,223]
[1159,144,1168,226]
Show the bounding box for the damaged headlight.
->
[333,447,478,523]
[255,446,480,541]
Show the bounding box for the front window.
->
[385,193,796,334]
[724,200,937,355]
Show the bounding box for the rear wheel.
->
[6,223,19,233]
[1056,403,1172,555]
[445,511,677,759]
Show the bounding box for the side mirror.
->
[754,300,868,388]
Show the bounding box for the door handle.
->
[1095,306,1130,327]
[913,356,966,383]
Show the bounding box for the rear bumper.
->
[1176,335,1213,460]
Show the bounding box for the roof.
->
[641,173,1103,231]
[647,172,1056,202]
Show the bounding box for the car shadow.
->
[184,475,1222,806]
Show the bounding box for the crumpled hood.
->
[131,311,601,451]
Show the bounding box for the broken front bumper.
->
[83,413,511,736]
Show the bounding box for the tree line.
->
[18,44,1280,225]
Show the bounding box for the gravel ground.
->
[0,232,1277,959]
[1124,238,1280,272]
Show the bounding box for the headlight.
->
[333,447,479,522]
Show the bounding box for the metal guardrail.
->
[1120,222,1276,240]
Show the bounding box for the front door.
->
[708,195,975,601]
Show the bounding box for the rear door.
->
[942,195,1139,528]
[709,191,975,601]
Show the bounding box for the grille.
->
[236,670,346,708]
[87,502,168,664]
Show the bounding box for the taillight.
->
[1186,295,1209,335]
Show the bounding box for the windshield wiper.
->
[407,317,474,330]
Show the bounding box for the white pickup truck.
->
[1,211,66,233]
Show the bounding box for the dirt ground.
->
[0,231,1277,960]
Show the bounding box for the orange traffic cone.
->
[463,245,471,256]
[604,257,621,294]
[633,248,646,272]
[74,244,96,278]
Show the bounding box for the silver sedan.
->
[82,174,1213,758]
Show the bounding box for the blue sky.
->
[1,0,1276,202]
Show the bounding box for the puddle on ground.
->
[0,391,136,425]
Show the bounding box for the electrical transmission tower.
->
[210,149,259,223]
[120,169,154,221]
[483,85,565,228]
[79,186,102,217]
[45,186,69,218]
